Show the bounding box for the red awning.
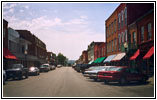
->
[3,48,17,59]
[130,49,140,60]
[143,46,154,60]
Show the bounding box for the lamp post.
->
[124,42,128,66]
[24,50,28,68]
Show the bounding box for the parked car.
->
[49,65,56,70]
[57,64,62,68]
[3,70,6,85]
[28,66,40,76]
[6,64,29,80]
[79,64,90,74]
[98,66,148,85]
[84,66,112,81]
[39,64,50,72]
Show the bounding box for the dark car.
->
[28,66,40,76]
[6,64,29,80]
[79,64,90,74]
[98,66,148,85]
[39,64,50,72]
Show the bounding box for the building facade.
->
[82,50,88,64]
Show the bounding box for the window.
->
[124,7,127,25]
[148,23,152,40]
[133,32,136,43]
[141,26,144,42]
[118,13,121,29]
[118,34,121,50]
[112,40,113,52]
[111,22,113,34]
[121,10,124,27]
[109,24,110,36]
[114,19,116,32]
[106,27,108,37]
[125,30,127,42]
[115,38,117,52]
[3,28,6,37]
[121,32,124,43]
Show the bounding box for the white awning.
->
[111,53,126,61]
[103,54,116,63]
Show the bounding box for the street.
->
[3,67,154,97]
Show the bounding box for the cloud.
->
[5,15,104,60]
[9,8,14,13]
[3,3,17,10]
[20,9,24,13]
[24,5,29,9]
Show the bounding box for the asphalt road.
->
[3,67,154,98]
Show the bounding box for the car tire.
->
[119,77,126,86]
[104,80,109,84]
[140,77,147,83]
[18,75,22,80]
[94,78,98,81]
[25,73,28,78]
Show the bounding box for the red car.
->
[98,66,148,85]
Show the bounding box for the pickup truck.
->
[6,64,29,80]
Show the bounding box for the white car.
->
[84,66,113,81]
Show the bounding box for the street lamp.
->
[24,50,28,68]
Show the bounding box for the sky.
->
[3,2,120,60]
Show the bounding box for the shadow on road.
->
[101,81,150,87]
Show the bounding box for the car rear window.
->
[108,67,123,71]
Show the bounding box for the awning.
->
[97,57,106,63]
[93,58,100,63]
[111,53,126,62]
[130,49,140,60]
[103,54,116,63]
[88,60,94,64]
[143,46,154,60]
[3,48,17,59]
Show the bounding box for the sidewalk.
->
[148,76,154,85]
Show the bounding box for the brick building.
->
[17,30,47,67]
[82,50,88,64]
[47,52,57,65]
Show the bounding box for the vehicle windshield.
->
[40,65,49,67]
[108,67,123,71]
[12,64,22,69]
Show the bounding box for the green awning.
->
[93,57,106,64]
[93,58,100,63]
[97,57,106,63]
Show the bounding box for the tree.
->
[57,53,68,66]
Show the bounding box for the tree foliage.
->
[57,53,68,66]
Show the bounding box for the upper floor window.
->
[141,26,144,42]
[125,30,127,42]
[106,27,108,37]
[109,24,111,36]
[121,10,124,27]
[114,19,116,32]
[111,22,113,34]
[118,13,121,29]
[124,7,127,25]
[115,38,117,51]
[121,32,124,43]
[3,28,6,38]
[148,23,152,40]
[132,32,136,43]
[112,40,113,52]
[118,34,121,50]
